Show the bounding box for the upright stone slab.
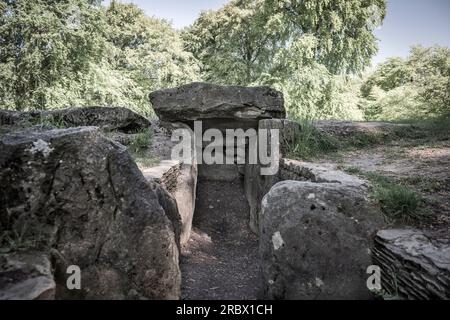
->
[142,122,198,246]
[244,119,301,234]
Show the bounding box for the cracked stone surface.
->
[149,82,285,123]
[259,180,384,299]
[0,127,181,299]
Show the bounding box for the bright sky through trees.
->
[104,0,450,66]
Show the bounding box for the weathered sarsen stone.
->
[149,82,285,123]
[244,120,301,234]
[0,251,55,300]
[0,107,150,133]
[279,159,368,187]
[143,160,198,246]
[149,83,285,196]
[259,180,384,300]
[373,228,450,299]
[0,127,181,299]
[141,122,198,246]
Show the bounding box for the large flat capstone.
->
[149,82,285,123]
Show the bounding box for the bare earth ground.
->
[180,179,260,300]
[318,137,450,231]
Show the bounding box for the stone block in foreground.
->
[0,127,181,299]
[259,180,384,299]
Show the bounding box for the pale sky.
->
[103,0,450,66]
[373,0,450,65]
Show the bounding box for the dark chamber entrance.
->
[180,177,260,300]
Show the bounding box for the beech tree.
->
[0,0,199,114]
[184,0,386,84]
[360,45,450,120]
[184,0,386,119]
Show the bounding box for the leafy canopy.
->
[360,45,450,120]
[184,0,386,120]
[0,0,199,114]
[184,0,386,85]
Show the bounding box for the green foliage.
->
[263,0,386,75]
[1,0,447,124]
[0,0,199,114]
[286,121,389,160]
[185,0,386,84]
[286,120,339,159]
[104,2,200,115]
[259,35,364,120]
[410,46,450,116]
[184,0,385,121]
[128,128,152,154]
[344,169,429,223]
[183,0,271,85]
[361,45,450,120]
[360,85,424,120]
[0,0,107,110]
[361,57,414,96]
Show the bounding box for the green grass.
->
[390,116,450,141]
[286,120,390,160]
[127,128,160,168]
[399,176,444,192]
[24,114,69,129]
[285,120,340,159]
[346,131,387,147]
[344,166,362,175]
[128,129,152,155]
[375,183,425,222]
[286,115,450,160]
[344,168,429,223]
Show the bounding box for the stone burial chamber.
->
[2,82,446,300]
[150,82,389,300]
[149,82,287,183]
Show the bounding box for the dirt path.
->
[318,139,450,230]
[180,179,260,300]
